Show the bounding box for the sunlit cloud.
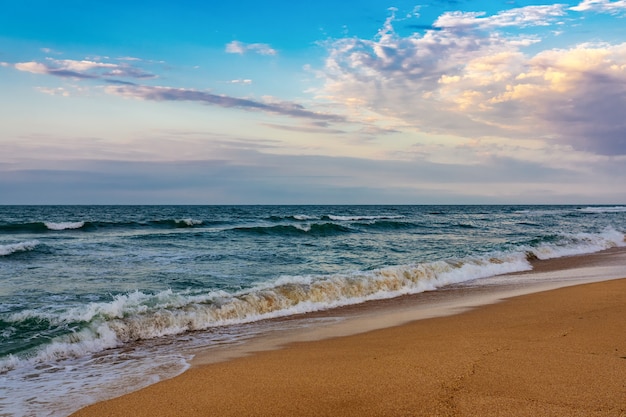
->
[433,5,567,29]
[10,57,157,80]
[317,5,626,155]
[35,87,71,97]
[225,40,277,56]
[570,0,626,13]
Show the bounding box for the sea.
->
[1,205,625,417]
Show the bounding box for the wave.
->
[354,220,418,231]
[268,214,319,221]
[234,223,353,236]
[45,221,86,231]
[578,206,626,214]
[267,214,405,222]
[0,218,207,234]
[0,251,532,373]
[0,222,52,234]
[524,228,625,260]
[150,219,204,228]
[323,214,405,221]
[2,227,624,373]
[0,240,40,256]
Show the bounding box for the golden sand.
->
[72,276,626,417]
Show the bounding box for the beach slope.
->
[72,278,626,416]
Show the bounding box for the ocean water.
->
[1,205,625,416]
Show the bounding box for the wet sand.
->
[72,260,626,416]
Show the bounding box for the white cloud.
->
[317,5,626,155]
[51,59,117,71]
[10,57,156,80]
[570,0,626,13]
[35,87,71,97]
[228,79,253,85]
[434,5,567,29]
[225,40,277,56]
[15,62,49,74]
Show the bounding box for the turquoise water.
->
[1,205,625,416]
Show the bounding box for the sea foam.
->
[526,228,625,260]
[45,221,85,231]
[0,240,40,256]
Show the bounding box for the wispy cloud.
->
[434,5,567,29]
[9,57,156,80]
[570,0,626,13]
[105,84,346,123]
[35,86,72,97]
[317,5,626,155]
[3,146,622,205]
[228,79,253,85]
[262,121,347,134]
[225,40,277,56]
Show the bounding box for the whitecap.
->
[45,221,85,231]
[0,240,40,256]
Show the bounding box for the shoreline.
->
[72,248,626,416]
[189,246,626,367]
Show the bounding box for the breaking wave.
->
[1,224,624,374]
[0,240,40,256]
[45,221,86,231]
[0,251,531,373]
[523,228,625,260]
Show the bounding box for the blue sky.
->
[1,0,625,204]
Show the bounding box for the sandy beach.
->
[72,269,626,416]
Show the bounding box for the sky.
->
[1,0,625,204]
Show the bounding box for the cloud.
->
[262,122,347,134]
[228,79,253,85]
[105,84,347,123]
[2,148,622,204]
[434,5,567,29]
[225,40,277,56]
[10,58,156,80]
[570,0,626,13]
[317,5,626,155]
[35,87,71,97]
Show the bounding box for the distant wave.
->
[234,223,353,236]
[323,214,405,221]
[0,221,88,233]
[0,218,207,234]
[0,240,40,256]
[268,214,318,221]
[514,206,626,216]
[578,206,626,214]
[354,220,416,231]
[45,221,85,231]
[267,214,404,222]
[0,222,52,233]
[150,219,204,228]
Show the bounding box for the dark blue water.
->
[1,205,625,416]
